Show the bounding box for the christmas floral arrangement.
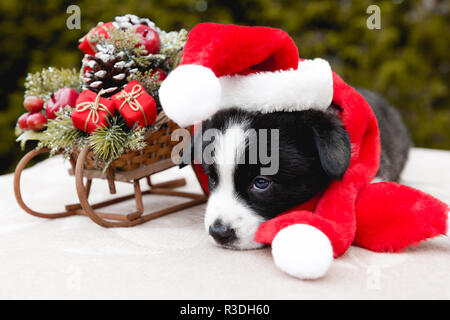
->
[16,14,187,170]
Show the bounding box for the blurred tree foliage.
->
[0,0,448,174]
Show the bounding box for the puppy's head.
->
[182,107,351,249]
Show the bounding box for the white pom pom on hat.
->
[159,65,222,128]
[272,224,333,279]
[159,23,333,127]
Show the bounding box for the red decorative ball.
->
[135,25,161,55]
[18,113,30,130]
[78,22,115,56]
[24,96,44,113]
[46,88,79,119]
[26,113,47,131]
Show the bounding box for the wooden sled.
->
[14,117,207,228]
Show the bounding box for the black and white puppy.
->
[183,89,412,250]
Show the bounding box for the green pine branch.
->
[25,67,82,102]
[87,116,146,171]
[37,106,88,157]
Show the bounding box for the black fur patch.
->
[193,108,351,219]
[357,89,412,181]
[181,89,411,221]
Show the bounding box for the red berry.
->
[46,88,79,119]
[135,25,161,55]
[46,102,61,120]
[18,113,31,130]
[151,68,167,82]
[24,96,44,113]
[27,113,47,131]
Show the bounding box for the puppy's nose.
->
[209,221,236,244]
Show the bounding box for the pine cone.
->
[113,14,161,34]
[82,52,134,97]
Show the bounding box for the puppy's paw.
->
[271,224,333,279]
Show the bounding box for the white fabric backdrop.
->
[0,148,449,299]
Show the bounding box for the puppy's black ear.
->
[309,111,351,180]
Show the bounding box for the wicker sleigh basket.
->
[14,112,207,227]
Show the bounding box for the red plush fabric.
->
[194,163,209,195]
[181,23,299,77]
[354,182,448,252]
[192,71,448,256]
[255,72,380,257]
[193,70,448,257]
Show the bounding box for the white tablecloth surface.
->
[0,148,449,299]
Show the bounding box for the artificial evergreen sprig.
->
[92,26,187,72]
[88,117,127,169]
[159,29,188,70]
[37,106,88,157]
[128,69,162,99]
[92,27,151,69]
[22,106,147,170]
[87,116,146,171]
[24,67,82,102]
[127,30,189,108]
[124,124,147,153]
[18,17,184,171]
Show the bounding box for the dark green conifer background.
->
[0,0,448,174]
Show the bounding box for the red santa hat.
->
[160,23,448,279]
[159,23,333,127]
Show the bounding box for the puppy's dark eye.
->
[251,177,272,191]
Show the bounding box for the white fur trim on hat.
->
[159,64,221,127]
[159,59,333,127]
[219,58,333,114]
[271,224,333,279]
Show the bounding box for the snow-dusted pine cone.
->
[82,51,134,97]
[113,14,162,34]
